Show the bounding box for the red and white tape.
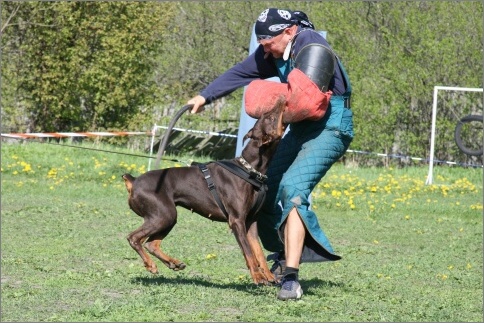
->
[1,131,152,139]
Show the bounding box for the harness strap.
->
[194,160,268,220]
[336,58,352,109]
[216,160,268,218]
[215,160,266,188]
[196,163,229,218]
[248,182,268,218]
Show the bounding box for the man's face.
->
[257,30,290,59]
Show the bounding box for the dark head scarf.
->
[254,8,315,40]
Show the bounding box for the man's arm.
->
[200,45,278,104]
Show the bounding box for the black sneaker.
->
[267,252,286,281]
[277,276,303,300]
[270,259,286,281]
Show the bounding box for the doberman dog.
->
[122,97,286,285]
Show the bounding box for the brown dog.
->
[122,98,286,285]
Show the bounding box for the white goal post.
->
[426,86,483,185]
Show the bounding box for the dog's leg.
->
[247,221,277,283]
[144,232,186,271]
[127,224,159,274]
[229,220,271,285]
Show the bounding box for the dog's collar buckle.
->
[254,172,267,182]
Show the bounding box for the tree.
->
[1,1,176,132]
[309,1,483,164]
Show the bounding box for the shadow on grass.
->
[131,275,345,296]
[132,275,266,292]
[300,278,345,296]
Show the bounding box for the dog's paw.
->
[252,271,279,286]
[145,264,159,275]
[169,262,186,271]
[251,273,273,286]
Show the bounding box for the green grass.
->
[1,141,483,322]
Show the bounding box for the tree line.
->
[1,1,482,165]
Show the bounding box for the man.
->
[188,8,354,300]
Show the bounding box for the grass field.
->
[1,141,483,322]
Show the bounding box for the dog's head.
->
[243,96,287,147]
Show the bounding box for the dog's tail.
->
[122,174,136,195]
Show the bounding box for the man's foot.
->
[270,259,286,281]
[277,275,303,300]
[268,252,286,281]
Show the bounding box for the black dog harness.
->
[194,157,268,219]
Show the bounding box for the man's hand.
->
[187,95,206,114]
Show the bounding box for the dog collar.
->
[237,157,267,182]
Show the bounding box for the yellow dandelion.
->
[331,190,341,198]
[471,204,483,210]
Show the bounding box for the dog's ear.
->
[243,129,254,144]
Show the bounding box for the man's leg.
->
[284,208,305,269]
[276,125,351,300]
[276,208,306,300]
